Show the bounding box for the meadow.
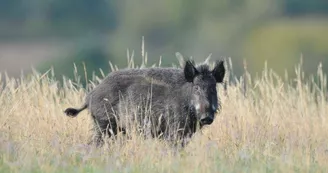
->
[1,53,328,173]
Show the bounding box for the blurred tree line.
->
[0,0,117,37]
[1,0,328,85]
[2,0,327,36]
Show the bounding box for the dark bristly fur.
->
[64,59,225,147]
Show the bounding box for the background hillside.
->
[0,0,328,85]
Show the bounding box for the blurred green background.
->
[0,0,328,85]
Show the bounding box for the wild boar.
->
[64,59,225,147]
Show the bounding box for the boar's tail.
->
[64,104,88,118]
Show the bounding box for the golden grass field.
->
[1,54,328,173]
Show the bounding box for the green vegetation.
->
[243,18,328,78]
[37,38,111,87]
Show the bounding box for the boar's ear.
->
[212,60,225,83]
[184,60,199,82]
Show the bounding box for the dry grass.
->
[1,52,328,173]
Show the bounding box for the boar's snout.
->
[200,115,214,126]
